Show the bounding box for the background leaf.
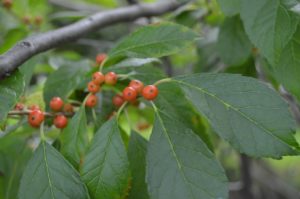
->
[147,109,228,199]
[61,106,89,168]
[18,141,90,199]
[0,71,25,122]
[108,23,199,60]
[174,73,299,158]
[217,0,241,16]
[81,118,130,199]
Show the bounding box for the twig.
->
[0,1,183,80]
[8,110,74,117]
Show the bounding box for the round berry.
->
[112,94,124,108]
[63,103,74,113]
[34,16,43,26]
[54,115,68,129]
[87,81,100,93]
[50,97,64,111]
[28,104,40,111]
[142,85,158,100]
[96,53,107,65]
[85,94,98,108]
[129,79,144,93]
[105,72,117,85]
[92,72,105,85]
[123,87,137,101]
[2,0,12,9]
[22,16,31,25]
[28,110,44,128]
[14,103,24,111]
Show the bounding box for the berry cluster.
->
[16,97,73,129]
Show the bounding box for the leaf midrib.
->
[42,141,55,199]
[174,79,292,149]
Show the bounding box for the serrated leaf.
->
[81,118,130,199]
[127,132,150,199]
[18,141,90,199]
[0,71,25,122]
[217,16,252,66]
[217,0,241,16]
[271,26,300,102]
[240,0,299,64]
[108,23,199,59]
[174,73,298,158]
[61,106,88,168]
[43,60,90,107]
[147,109,228,199]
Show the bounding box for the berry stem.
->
[99,58,108,72]
[117,101,128,119]
[154,78,172,86]
[83,93,92,105]
[40,122,46,140]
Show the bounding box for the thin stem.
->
[99,58,108,72]
[117,102,128,120]
[40,122,46,140]
[154,78,172,86]
[8,110,74,117]
[83,93,92,105]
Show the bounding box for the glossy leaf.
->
[108,23,199,59]
[240,0,299,64]
[18,141,90,199]
[147,109,228,199]
[81,118,130,199]
[217,16,252,66]
[61,106,88,168]
[128,132,150,199]
[0,71,25,122]
[174,73,299,158]
[272,26,300,102]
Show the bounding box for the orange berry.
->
[34,16,43,26]
[28,104,40,111]
[123,87,137,101]
[85,95,98,108]
[129,79,144,93]
[87,81,100,93]
[92,72,105,85]
[112,94,124,108]
[14,103,24,111]
[105,72,117,85]
[96,53,107,65]
[28,110,44,128]
[63,103,74,113]
[54,115,68,129]
[50,97,64,111]
[2,0,12,9]
[142,85,158,100]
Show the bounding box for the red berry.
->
[123,87,137,101]
[142,85,158,100]
[22,16,31,25]
[28,104,40,111]
[63,103,74,113]
[96,53,107,65]
[105,72,117,85]
[85,95,98,108]
[28,110,44,128]
[2,0,12,9]
[34,16,43,26]
[92,72,105,85]
[14,103,24,111]
[129,79,144,93]
[54,115,68,129]
[87,81,100,93]
[50,97,64,111]
[112,94,125,108]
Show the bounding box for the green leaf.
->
[271,26,300,102]
[0,71,25,122]
[240,0,299,64]
[43,60,90,107]
[108,23,199,59]
[217,16,252,66]
[217,0,241,16]
[174,73,299,158]
[155,82,213,150]
[81,118,130,199]
[18,141,90,199]
[19,56,42,87]
[109,58,160,69]
[147,109,228,199]
[61,106,88,168]
[127,132,150,199]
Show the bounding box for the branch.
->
[0,1,183,80]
